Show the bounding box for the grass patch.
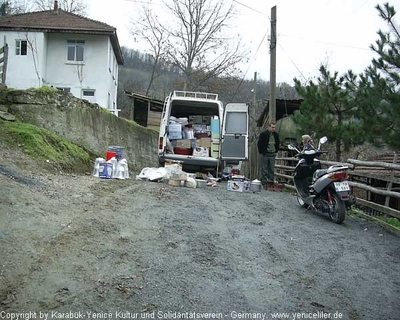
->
[384,217,400,228]
[27,86,58,94]
[349,208,400,233]
[371,214,400,228]
[0,120,98,172]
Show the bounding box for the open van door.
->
[221,103,249,161]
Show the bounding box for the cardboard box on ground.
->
[227,180,252,192]
[164,161,199,188]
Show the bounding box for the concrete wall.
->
[2,89,159,171]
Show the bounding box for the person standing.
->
[257,122,280,190]
[301,134,314,151]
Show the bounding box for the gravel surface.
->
[1,146,400,320]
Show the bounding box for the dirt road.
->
[1,155,400,320]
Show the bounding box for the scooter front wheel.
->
[297,194,309,208]
[329,193,346,224]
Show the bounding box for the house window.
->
[82,90,95,97]
[67,40,85,62]
[83,89,96,103]
[56,87,71,93]
[16,40,27,55]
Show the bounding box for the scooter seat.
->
[313,169,327,180]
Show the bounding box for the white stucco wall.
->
[0,31,46,89]
[0,31,120,114]
[45,33,118,111]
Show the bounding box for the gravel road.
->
[1,154,400,320]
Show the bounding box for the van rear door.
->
[221,103,248,160]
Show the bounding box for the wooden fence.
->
[275,151,400,235]
[0,43,8,85]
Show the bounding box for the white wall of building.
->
[46,33,118,111]
[0,31,46,89]
[0,31,120,115]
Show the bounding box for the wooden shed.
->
[256,99,302,127]
[122,91,164,127]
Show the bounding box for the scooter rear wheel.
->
[297,195,309,208]
[329,193,346,224]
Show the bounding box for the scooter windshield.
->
[304,150,316,155]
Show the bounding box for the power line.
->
[121,0,162,4]
[232,0,268,16]
[230,28,269,102]
[277,42,308,83]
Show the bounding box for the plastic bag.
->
[135,167,168,181]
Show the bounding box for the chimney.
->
[54,1,59,11]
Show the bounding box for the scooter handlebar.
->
[296,150,326,159]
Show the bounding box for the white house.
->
[0,1,124,116]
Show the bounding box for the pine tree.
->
[293,66,363,161]
[352,3,400,150]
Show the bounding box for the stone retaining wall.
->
[1,89,159,171]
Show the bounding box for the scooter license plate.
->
[334,181,350,192]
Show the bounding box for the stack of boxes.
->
[168,115,220,158]
[210,116,220,158]
[192,115,211,157]
[168,122,196,154]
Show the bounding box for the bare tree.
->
[32,0,87,15]
[132,0,248,91]
[164,0,248,90]
[130,6,169,96]
[1,0,35,15]
[75,63,84,97]
[22,32,42,86]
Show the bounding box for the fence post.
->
[384,152,398,217]
[0,43,8,84]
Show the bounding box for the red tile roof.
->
[0,9,124,64]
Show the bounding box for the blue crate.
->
[98,162,113,179]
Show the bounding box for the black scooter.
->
[288,136,356,224]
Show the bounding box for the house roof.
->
[0,9,124,64]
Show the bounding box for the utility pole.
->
[253,71,257,115]
[269,6,277,123]
[247,71,258,180]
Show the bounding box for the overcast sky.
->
[87,0,399,85]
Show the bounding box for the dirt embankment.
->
[1,145,400,320]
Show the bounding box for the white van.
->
[158,90,249,173]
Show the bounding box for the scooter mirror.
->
[288,144,296,150]
[319,136,328,144]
